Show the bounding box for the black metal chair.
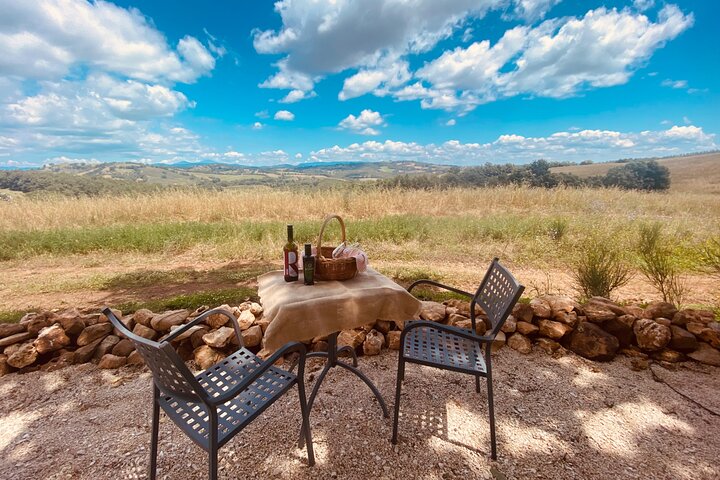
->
[391,258,524,459]
[103,307,314,480]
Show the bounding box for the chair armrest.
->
[407,279,473,298]
[161,308,244,347]
[400,320,495,346]
[207,342,307,406]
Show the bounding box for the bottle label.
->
[284,251,298,277]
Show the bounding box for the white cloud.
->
[252,122,264,130]
[661,79,688,89]
[339,61,411,100]
[0,0,216,83]
[446,119,457,126]
[682,116,692,125]
[338,110,386,135]
[279,89,317,103]
[274,110,295,121]
[633,0,655,11]
[407,5,693,111]
[510,0,562,22]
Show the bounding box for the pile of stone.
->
[1,295,718,377]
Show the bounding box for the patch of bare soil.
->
[1,349,718,479]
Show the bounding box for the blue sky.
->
[0,0,718,167]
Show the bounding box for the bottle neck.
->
[287,226,294,242]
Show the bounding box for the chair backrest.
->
[471,258,525,336]
[103,308,207,403]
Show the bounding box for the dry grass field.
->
[551,152,720,194]
[1,185,719,318]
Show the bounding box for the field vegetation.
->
[1,183,718,320]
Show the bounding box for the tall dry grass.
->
[1,185,718,231]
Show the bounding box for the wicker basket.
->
[315,214,358,281]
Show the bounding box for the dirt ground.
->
[1,348,719,480]
[1,254,717,313]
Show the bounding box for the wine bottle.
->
[283,225,299,282]
[303,243,315,285]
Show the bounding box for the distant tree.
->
[604,160,670,191]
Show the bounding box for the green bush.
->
[636,223,686,307]
[572,236,632,299]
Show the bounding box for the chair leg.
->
[475,374,481,393]
[486,367,497,460]
[297,380,315,466]
[149,386,160,480]
[391,357,405,444]
[209,410,218,480]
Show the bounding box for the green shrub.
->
[701,237,720,277]
[572,236,632,299]
[636,223,686,307]
[548,217,569,241]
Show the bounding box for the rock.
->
[98,354,127,369]
[256,317,271,334]
[587,297,628,316]
[151,310,190,332]
[453,318,487,335]
[112,315,135,338]
[0,332,32,348]
[132,323,157,340]
[633,319,671,352]
[630,358,650,371]
[420,301,446,322]
[444,299,483,318]
[491,331,506,353]
[190,327,210,349]
[512,303,534,323]
[387,331,401,350]
[645,301,678,321]
[248,302,263,316]
[655,317,671,327]
[568,322,619,361]
[127,350,144,366]
[669,325,699,353]
[112,339,135,357]
[237,310,256,330]
[0,354,12,376]
[601,314,636,347]
[688,343,720,366]
[168,324,203,342]
[507,333,532,354]
[447,313,469,326]
[205,306,232,329]
[363,329,384,356]
[241,325,263,348]
[696,327,720,349]
[194,345,224,370]
[76,323,113,347]
[545,295,577,315]
[338,329,367,350]
[73,338,103,364]
[59,316,85,337]
[0,323,25,338]
[583,303,616,323]
[203,327,236,348]
[537,319,572,340]
[176,340,195,361]
[686,322,705,336]
[529,298,552,319]
[98,308,122,323]
[516,321,539,336]
[619,346,648,359]
[375,320,392,334]
[500,315,517,334]
[20,312,52,336]
[535,337,561,355]
[7,342,38,368]
[132,309,155,327]
[312,341,329,353]
[650,349,685,363]
[553,311,579,328]
[34,324,71,354]
[93,335,121,361]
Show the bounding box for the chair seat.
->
[402,324,487,374]
[159,348,296,451]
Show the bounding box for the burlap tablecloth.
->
[259,268,422,352]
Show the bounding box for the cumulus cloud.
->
[446,119,457,126]
[338,110,386,135]
[252,122,264,130]
[509,0,562,22]
[398,5,695,112]
[279,89,317,103]
[274,110,295,121]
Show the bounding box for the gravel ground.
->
[1,349,719,480]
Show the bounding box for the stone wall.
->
[1,296,719,377]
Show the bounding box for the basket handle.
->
[317,214,347,259]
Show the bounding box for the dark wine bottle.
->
[283,225,299,282]
[303,243,315,285]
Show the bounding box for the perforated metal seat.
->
[103,307,314,480]
[402,324,486,374]
[391,258,524,460]
[161,349,296,451]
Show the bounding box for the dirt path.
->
[1,349,718,479]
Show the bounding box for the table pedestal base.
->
[298,331,389,447]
